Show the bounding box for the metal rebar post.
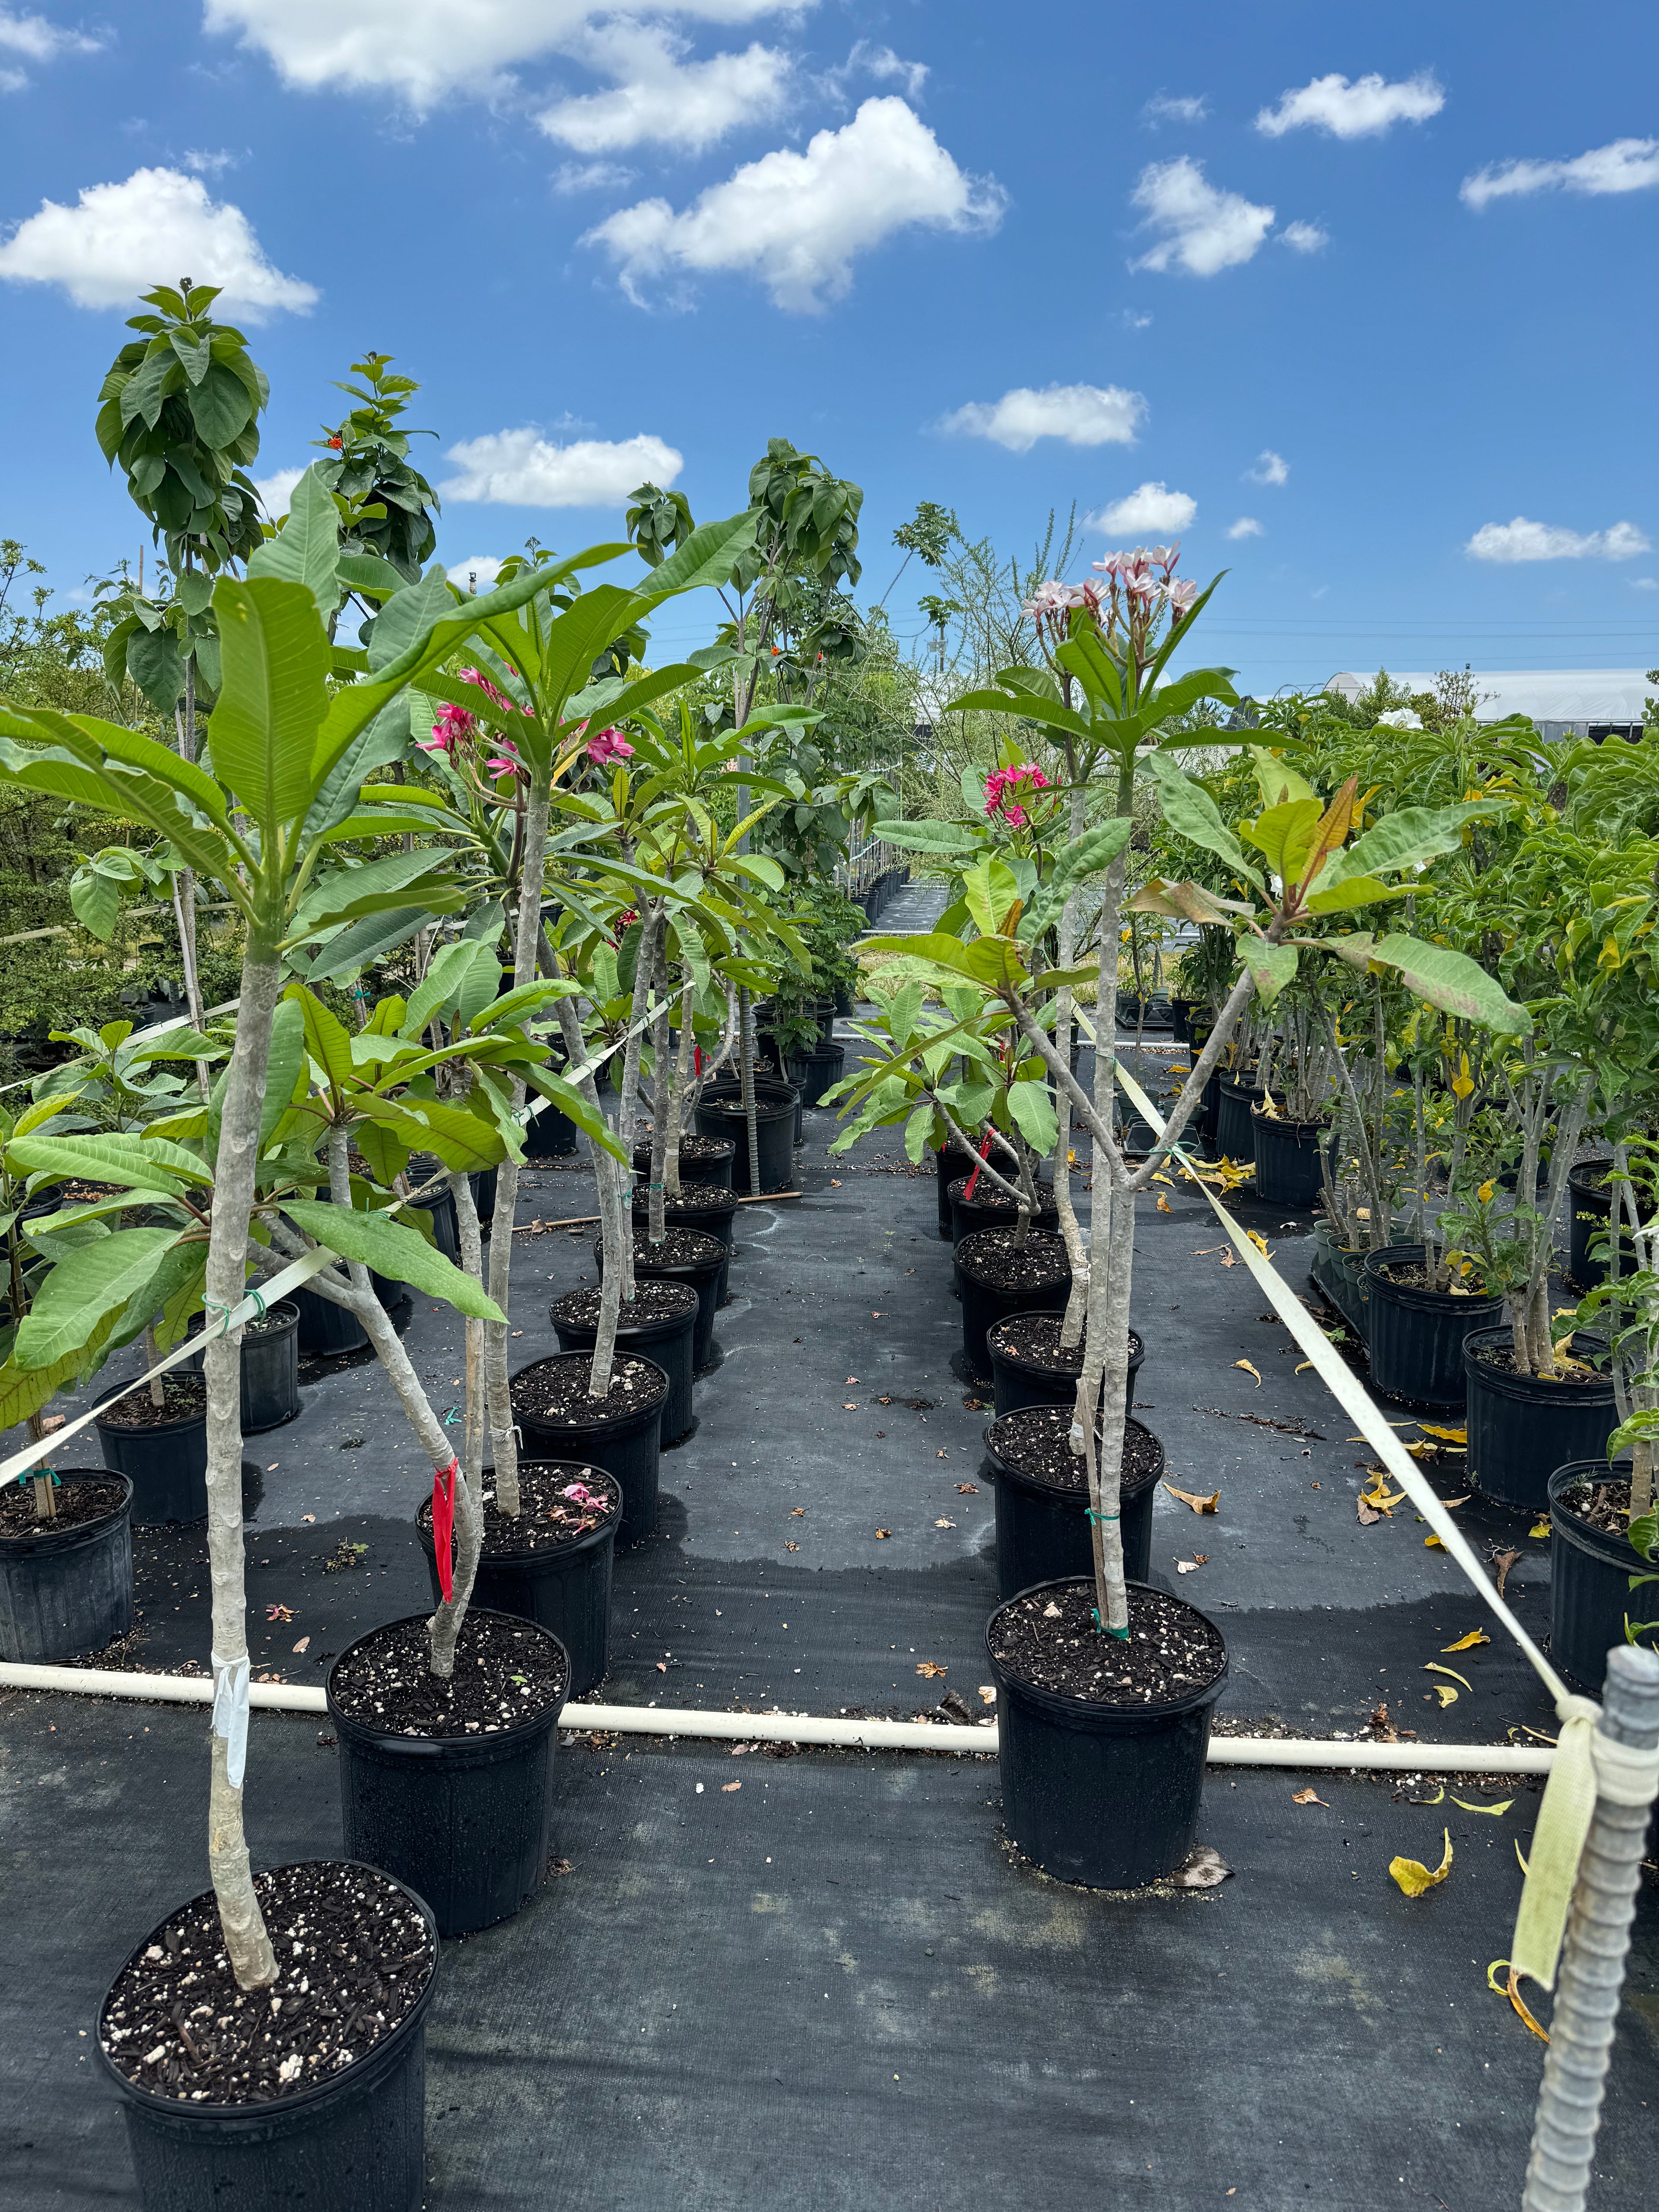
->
[1521,1646,1659,2212]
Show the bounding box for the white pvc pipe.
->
[0,1662,1556,1769]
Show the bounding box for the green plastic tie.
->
[1085,1509,1120,1524]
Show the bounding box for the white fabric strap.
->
[210,1650,251,1790]
[1592,1727,1659,1808]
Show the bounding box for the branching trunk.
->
[202,936,281,1992]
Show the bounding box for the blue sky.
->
[1,0,1656,695]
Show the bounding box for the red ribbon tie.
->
[432,1458,458,1602]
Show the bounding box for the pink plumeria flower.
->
[460,665,529,717]
[420,701,478,753]
[1168,577,1198,616]
[586,726,634,766]
[985,763,1052,831]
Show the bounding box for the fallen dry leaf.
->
[1244,1230,1272,1258]
[1425,1534,1444,1548]
[956,1482,980,1494]
[842,1402,859,1411]
[39,1414,64,1432]
[1220,1248,1237,1267]
[655,1662,667,1674]
[933,1517,956,1529]
[300,1513,315,1524]
[1172,1845,1232,1888]
[1295,1360,1314,1373]
[267,1462,279,1472]
[1357,1498,1382,1526]
[1426,1662,1472,1691]
[1292,1787,1327,1806]
[1165,1482,1220,1514]
[1493,1548,1522,1599]
[875,1529,892,1540]
[1390,1828,1454,1897]
[790,1507,805,1516]
[1156,1193,1172,1214]
[1442,1630,1491,1653]
[784,1541,800,1551]
[722,1781,742,1792]
[915,1661,947,1679]
[1488,1959,1549,2042]
[292,1637,309,1654]
[265,1604,294,1623]
[1529,1519,1551,1539]
[1042,1599,1062,1618]
[978,1685,997,1704]
[1432,1683,1459,1707]
[1176,1554,1208,1573]
[1233,1359,1263,1387]
[1417,1421,1468,1444]
[1451,1795,1513,1817]
[830,1178,841,1187]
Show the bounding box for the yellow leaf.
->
[1417,1422,1467,1444]
[1433,1683,1459,1706]
[1529,1519,1551,1539]
[1164,1481,1220,1514]
[1477,1179,1495,1203]
[1245,1230,1272,1257]
[1157,1193,1172,1213]
[1487,1959,1549,2043]
[1425,1535,1444,1548]
[1451,1795,1513,1816]
[1234,1358,1263,1386]
[1295,1360,1314,1373]
[1514,1839,1529,1874]
[1415,1784,1445,1805]
[1441,1630,1491,1652]
[1426,1663,1473,1691]
[1150,1171,1174,1186]
[1390,1829,1453,1897]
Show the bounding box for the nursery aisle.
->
[2,1087,1653,2210]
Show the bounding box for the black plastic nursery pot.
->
[631,1186,741,1308]
[984,1409,1161,1599]
[329,1612,568,1940]
[798,1041,846,1109]
[0,1469,133,1663]
[632,1135,735,1192]
[1214,1077,1263,1166]
[986,1312,1144,1418]
[525,1096,578,1157]
[1361,1244,1504,1408]
[1198,1068,1222,1146]
[947,1174,1060,1247]
[1567,1157,1618,1291]
[934,1142,978,1237]
[93,1380,208,1525]
[96,1862,438,2212]
[290,1278,370,1357]
[986,1577,1229,1889]
[510,1352,669,1547]
[417,1464,620,1700]
[956,1228,1072,1385]
[1171,995,1200,1044]
[1251,1111,1330,1208]
[1116,993,1173,1032]
[1465,1328,1618,1515]
[1548,1460,1659,1693]
[467,1164,498,1226]
[693,1086,798,1194]
[550,1281,699,1446]
[183,1300,301,1433]
[596,1228,725,1370]
[1310,1223,1373,1340]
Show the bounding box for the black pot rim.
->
[608,1229,726,1270]
[1548,1458,1648,1570]
[92,1377,207,1440]
[1566,1156,1615,1204]
[947,1173,1058,1211]
[985,1315,1144,1384]
[326,1608,570,1752]
[415,1461,622,1561]
[95,1859,438,2121]
[957,1229,1071,1293]
[1361,1242,1503,1316]
[1218,1075,1263,1100]
[631,1136,734,1166]
[0,1468,133,1557]
[985,1574,1229,1725]
[1464,1325,1615,1405]
[633,1189,740,1218]
[697,1095,797,1124]
[1250,1109,1331,1138]
[550,1280,699,1332]
[983,1414,1163,1506]
[185,1298,301,1345]
[510,1349,671,1429]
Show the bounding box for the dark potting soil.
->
[551,1279,697,1329]
[987,1407,1161,1495]
[329,1609,568,1737]
[510,1352,669,1428]
[0,1474,126,1537]
[958,1227,1070,1292]
[187,1305,293,1344]
[98,1860,434,2104]
[628,1227,725,1268]
[1377,1261,1491,1298]
[947,1173,1053,1211]
[418,1462,622,1556]
[990,1314,1143,1375]
[991,1581,1225,1706]
[632,1130,731,1164]
[1557,1476,1646,1538]
[1469,1341,1608,1388]
[97,1373,207,1429]
[632,1186,734,1218]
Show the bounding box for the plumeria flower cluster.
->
[420,664,531,785]
[1091,543,1198,625]
[585,725,633,767]
[984,762,1053,830]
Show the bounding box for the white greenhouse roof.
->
[1326,670,1653,723]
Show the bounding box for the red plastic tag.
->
[963,1132,993,1202]
[694,1045,703,1077]
[432,1458,458,1602]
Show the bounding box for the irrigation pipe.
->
[0,1661,1559,1770]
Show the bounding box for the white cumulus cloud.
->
[0,7,101,59]
[825,40,927,103]
[1278,219,1328,252]
[585,96,1003,312]
[1227,517,1264,540]
[204,0,805,109]
[1461,137,1659,211]
[254,465,305,514]
[1144,92,1206,125]
[940,382,1146,453]
[1089,481,1197,537]
[1247,449,1289,485]
[538,24,790,153]
[451,554,505,591]
[1255,70,1444,140]
[552,159,637,194]
[1130,157,1274,276]
[0,166,317,315]
[1465,516,1651,563]
[441,426,683,506]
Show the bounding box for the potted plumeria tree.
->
[871,546,1529,1888]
